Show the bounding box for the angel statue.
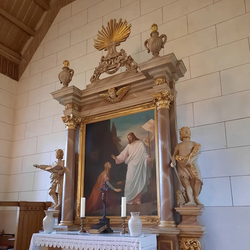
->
[171,127,203,206]
[99,86,130,103]
[33,149,65,210]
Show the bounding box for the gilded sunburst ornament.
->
[94,19,131,51]
[90,19,138,83]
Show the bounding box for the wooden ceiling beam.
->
[19,0,76,79]
[0,43,21,63]
[34,0,50,11]
[0,8,36,36]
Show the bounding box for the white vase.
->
[128,212,142,236]
[43,210,55,233]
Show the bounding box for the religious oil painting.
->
[82,107,158,218]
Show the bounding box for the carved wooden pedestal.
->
[157,234,179,250]
[175,205,205,250]
[151,227,180,250]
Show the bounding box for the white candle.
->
[80,197,86,217]
[121,197,126,217]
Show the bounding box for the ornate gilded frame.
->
[76,102,161,227]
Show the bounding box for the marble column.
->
[153,90,175,227]
[168,79,182,224]
[60,114,81,226]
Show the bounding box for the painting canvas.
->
[83,108,158,217]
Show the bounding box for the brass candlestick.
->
[79,217,86,233]
[120,217,128,235]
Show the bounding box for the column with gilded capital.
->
[153,90,175,227]
[60,114,81,226]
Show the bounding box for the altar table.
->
[29,232,157,250]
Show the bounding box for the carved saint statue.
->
[33,149,65,210]
[99,86,130,103]
[172,127,203,205]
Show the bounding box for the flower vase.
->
[43,210,55,233]
[128,212,142,236]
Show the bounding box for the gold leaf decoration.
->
[94,19,131,51]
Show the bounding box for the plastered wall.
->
[0,0,250,248]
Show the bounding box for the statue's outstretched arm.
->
[45,163,64,172]
[33,164,51,170]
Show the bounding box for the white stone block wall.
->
[0,74,17,233]
[0,0,249,248]
[0,74,16,196]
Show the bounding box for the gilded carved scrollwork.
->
[152,91,174,110]
[155,78,165,85]
[90,49,137,83]
[143,217,160,224]
[179,237,201,250]
[62,114,82,130]
[65,103,79,111]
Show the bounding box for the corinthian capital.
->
[152,91,174,110]
[62,114,82,130]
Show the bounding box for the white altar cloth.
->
[29,232,157,250]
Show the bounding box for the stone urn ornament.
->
[58,60,74,88]
[144,24,167,57]
[128,212,142,236]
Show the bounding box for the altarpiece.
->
[51,19,205,250]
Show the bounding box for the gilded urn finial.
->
[144,24,167,57]
[63,60,69,67]
[58,60,74,88]
[151,23,158,32]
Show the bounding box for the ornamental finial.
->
[144,24,167,57]
[94,19,131,51]
[151,23,158,32]
[58,60,74,88]
[63,60,69,67]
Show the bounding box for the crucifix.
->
[99,180,108,218]
[96,181,113,233]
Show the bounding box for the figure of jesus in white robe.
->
[112,132,150,205]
